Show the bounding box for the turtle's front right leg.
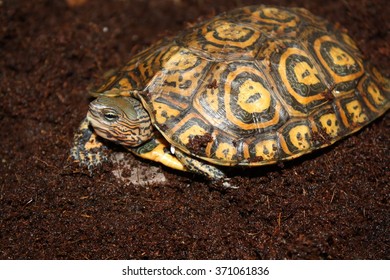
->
[70,117,109,171]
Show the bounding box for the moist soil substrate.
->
[1,0,389,259]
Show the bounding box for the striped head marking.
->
[87,96,153,147]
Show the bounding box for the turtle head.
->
[87,96,153,147]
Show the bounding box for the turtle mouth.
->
[87,111,107,137]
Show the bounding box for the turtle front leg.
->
[70,117,109,171]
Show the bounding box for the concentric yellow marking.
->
[237,79,271,113]
[263,7,292,21]
[294,61,321,85]
[318,113,339,137]
[279,48,326,104]
[345,100,368,124]
[210,21,251,42]
[163,50,199,72]
[251,7,300,30]
[254,139,278,160]
[152,45,181,66]
[279,123,312,156]
[224,66,281,130]
[151,48,210,98]
[356,75,388,117]
[203,20,260,48]
[328,47,356,67]
[367,81,385,106]
[313,35,364,83]
[215,142,237,161]
[178,124,207,145]
[183,18,262,59]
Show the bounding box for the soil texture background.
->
[1,0,389,259]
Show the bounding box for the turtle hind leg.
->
[129,136,188,172]
[129,136,227,181]
[173,149,227,181]
[70,117,109,172]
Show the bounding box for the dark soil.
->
[1,0,389,259]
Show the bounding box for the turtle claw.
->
[221,178,238,189]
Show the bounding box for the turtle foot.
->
[70,118,109,174]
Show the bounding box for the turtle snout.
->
[88,100,101,114]
[87,102,100,122]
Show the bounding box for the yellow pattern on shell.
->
[318,113,340,137]
[288,125,311,151]
[328,46,356,67]
[254,139,278,160]
[278,47,326,105]
[367,81,386,107]
[294,61,321,85]
[92,5,389,169]
[313,35,364,83]
[237,79,272,113]
[345,100,368,124]
[153,102,181,124]
[178,124,207,145]
[215,142,237,161]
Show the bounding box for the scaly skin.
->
[70,118,108,171]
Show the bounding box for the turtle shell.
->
[95,5,390,166]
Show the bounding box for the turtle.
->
[70,5,390,180]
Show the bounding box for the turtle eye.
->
[103,111,119,122]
